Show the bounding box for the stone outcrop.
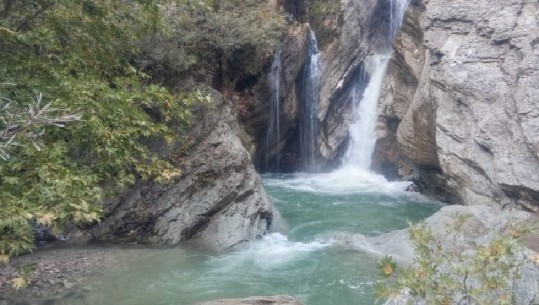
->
[197,296,304,305]
[93,91,274,250]
[332,205,539,305]
[376,0,539,209]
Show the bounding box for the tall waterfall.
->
[342,55,391,170]
[342,0,409,171]
[266,50,282,172]
[299,30,322,172]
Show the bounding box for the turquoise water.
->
[71,169,440,305]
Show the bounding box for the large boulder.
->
[376,0,539,209]
[93,92,274,250]
[331,205,539,305]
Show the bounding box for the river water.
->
[76,170,440,305]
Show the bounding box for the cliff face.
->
[376,0,539,210]
[95,92,274,249]
[317,0,394,168]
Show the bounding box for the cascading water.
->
[342,54,391,170]
[299,30,322,172]
[389,0,410,42]
[265,50,282,172]
[340,0,410,172]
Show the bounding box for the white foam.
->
[209,233,330,272]
[263,166,411,196]
[343,54,391,170]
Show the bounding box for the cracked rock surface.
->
[377,0,539,210]
[93,91,274,250]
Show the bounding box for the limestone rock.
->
[196,296,304,305]
[94,91,274,250]
[332,205,539,305]
[377,0,539,209]
[317,0,379,166]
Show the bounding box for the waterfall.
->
[266,50,282,172]
[342,54,391,170]
[299,30,322,172]
[389,0,410,42]
[341,0,409,171]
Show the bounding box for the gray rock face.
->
[333,205,539,305]
[94,92,274,250]
[242,23,309,171]
[196,296,304,305]
[377,0,539,209]
[317,0,388,166]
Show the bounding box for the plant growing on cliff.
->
[138,0,285,88]
[0,0,208,260]
[376,214,535,305]
[307,0,341,47]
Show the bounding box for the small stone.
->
[82,286,93,292]
[63,280,75,289]
[48,279,56,285]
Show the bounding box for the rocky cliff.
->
[94,92,274,249]
[249,0,401,172]
[376,0,539,210]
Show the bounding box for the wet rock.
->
[317,0,380,166]
[94,91,275,250]
[377,0,539,209]
[335,205,539,305]
[250,23,309,171]
[196,296,305,305]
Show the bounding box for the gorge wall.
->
[250,0,539,211]
[94,92,274,250]
[249,0,401,172]
[95,0,539,249]
[375,0,539,210]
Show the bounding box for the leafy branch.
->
[0,92,81,160]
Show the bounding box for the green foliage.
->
[138,0,285,87]
[0,0,206,259]
[376,215,535,305]
[307,0,341,48]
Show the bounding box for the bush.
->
[0,0,202,260]
[376,214,536,305]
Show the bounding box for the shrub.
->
[376,214,536,305]
[0,0,202,260]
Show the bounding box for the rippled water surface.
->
[76,169,440,305]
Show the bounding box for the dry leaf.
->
[11,277,28,290]
[37,212,57,226]
[0,254,9,264]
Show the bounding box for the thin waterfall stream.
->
[265,50,283,172]
[42,1,442,305]
[299,30,322,172]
